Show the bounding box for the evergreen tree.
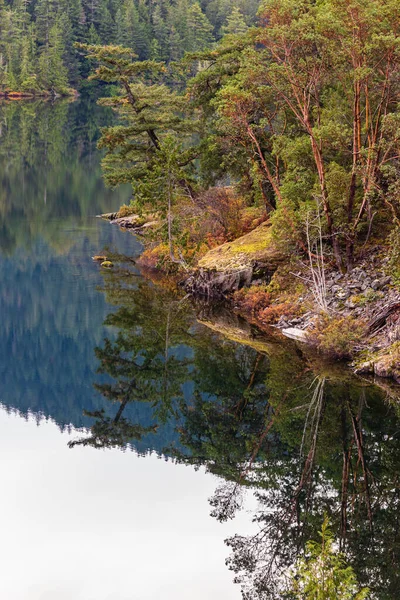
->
[19,29,39,91]
[0,0,261,92]
[35,0,57,46]
[167,24,182,61]
[38,19,69,92]
[186,2,213,52]
[152,3,169,60]
[221,6,248,36]
[289,517,369,599]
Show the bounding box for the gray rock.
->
[290,318,302,325]
[336,288,351,300]
[371,279,381,290]
[281,327,309,342]
[184,267,254,298]
[374,360,393,378]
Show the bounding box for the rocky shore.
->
[271,260,400,384]
[101,211,400,385]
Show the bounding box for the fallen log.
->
[368,301,400,333]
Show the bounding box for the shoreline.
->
[0,89,79,101]
[100,211,400,386]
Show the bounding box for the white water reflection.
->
[0,408,254,600]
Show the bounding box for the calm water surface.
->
[0,99,399,599]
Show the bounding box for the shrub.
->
[234,284,303,324]
[200,187,245,241]
[259,301,298,324]
[234,287,271,316]
[309,315,366,359]
[117,204,136,218]
[138,243,177,273]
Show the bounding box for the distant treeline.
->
[0,0,259,94]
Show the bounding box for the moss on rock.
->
[197,222,283,272]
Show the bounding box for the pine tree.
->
[289,517,369,599]
[77,43,199,205]
[221,6,248,36]
[59,0,85,80]
[167,24,182,61]
[97,0,115,43]
[116,0,149,59]
[0,0,11,90]
[87,22,101,44]
[152,3,168,60]
[35,0,57,47]
[185,2,213,52]
[19,28,39,92]
[170,0,189,47]
[38,19,69,92]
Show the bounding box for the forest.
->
[67,0,400,376]
[0,0,257,93]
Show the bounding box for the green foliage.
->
[0,0,260,93]
[77,43,197,190]
[310,315,366,359]
[38,21,69,92]
[221,7,248,36]
[287,516,369,599]
[186,0,400,268]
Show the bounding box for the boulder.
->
[281,327,309,343]
[110,215,144,228]
[185,222,283,298]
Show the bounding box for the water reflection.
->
[1,100,399,598]
[0,96,128,255]
[70,258,400,599]
[0,99,138,427]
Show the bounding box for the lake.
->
[0,97,399,599]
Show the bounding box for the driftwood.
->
[368,301,400,333]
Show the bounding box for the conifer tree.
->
[152,3,168,60]
[38,20,69,92]
[289,517,369,599]
[0,0,261,92]
[221,6,248,36]
[186,2,213,52]
[77,44,193,185]
[19,30,39,91]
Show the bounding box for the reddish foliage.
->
[259,302,298,325]
[234,288,271,316]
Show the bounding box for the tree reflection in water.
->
[69,259,400,598]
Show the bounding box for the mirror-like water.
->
[0,98,399,600]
